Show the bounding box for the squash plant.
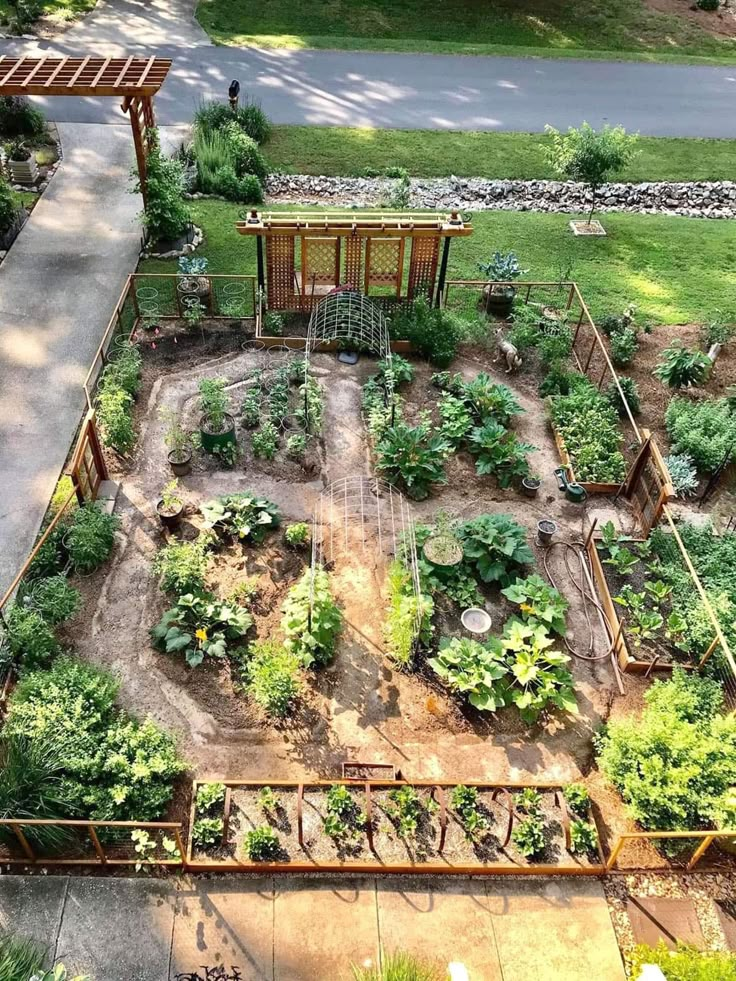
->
[499,619,577,723]
[428,636,509,712]
[200,492,280,543]
[457,514,533,587]
[468,420,536,487]
[374,420,450,501]
[501,574,569,635]
[150,592,252,667]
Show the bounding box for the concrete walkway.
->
[0,122,140,596]
[0,874,625,980]
[62,0,209,48]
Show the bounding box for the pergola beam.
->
[0,56,171,97]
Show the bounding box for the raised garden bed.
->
[187,780,605,875]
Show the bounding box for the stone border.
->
[264,174,736,219]
[140,224,203,260]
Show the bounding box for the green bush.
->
[103,343,142,397]
[609,326,638,367]
[697,0,720,10]
[457,514,533,587]
[389,299,461,368]
[631,942,736,981]
[563,783,591,816]
[596,669,736,832]
[665,397,736,473]
[0,96,46,138]
[135,130,190,242]
[5,657,186,822]
[6,606,60,669]
[223,121,268,178]
[153,535,211,594]
[65,504,119,574]
[193,98,271,144]
[282,568,342,667]
[238,174,264,203]
[30,575,80,625]
[246,640,302,717]
[654,343,712,388]
[285,522,310,547]
[383,560,434,668]
[0,174,19,236]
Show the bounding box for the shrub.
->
[631,942,736,981]
[606,375,640,416]
[468,420,535,487]
[282,568,342,667]
[238,173,264,204]
[457,514,533,587]
[511,816,545,858]
[596,669,736,832]
[153,535,211,594]
[384,560,434,668]
[30,575,80,625]
[0,96,46,138]
[429,636,508,711]
[201,493,279,544]
[0,174,19,236]
[135,130,190,242]
[374,421,449,501]
[389,299,462,368]
[194,98,271,144]
[246,640,302,717]
[609,327,638,367]
[654,343,712,388]
[223,121,267,178]
[665,398,736,473]
[5,657,186,822]
[243,825,280,861]
[285,522,310,547]
[664,453,699,498]
[538,362,577,399]
[151,592,252,667]
[697,0,720,9]
[539,328,573,367]
[64,505,119,574]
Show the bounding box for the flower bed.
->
[187,780,605,874]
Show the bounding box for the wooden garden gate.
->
[69,410,108,504]
[0,55,172,203]
[619,430,674,537]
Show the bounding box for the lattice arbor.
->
[0,55,172,204]
[236,211,472,312]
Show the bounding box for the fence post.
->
[88,826,107,864]
[687,834,715,871]
[10,823,36,863]
[173,827,186,867]
[605,834,626,871]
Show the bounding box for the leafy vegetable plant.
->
[150,592,252,667]
[201,493,279,543]
[501,574,568,635]
[457,514,533,587]
[450,785,488,838]
[500,620,577,723]
[428,636,509,712]
[243,825,280,861]
[468,420,535,487]
[569,819,598,855]
[374,421,449,501]
[511,816,545,859]
[282,568,342,667]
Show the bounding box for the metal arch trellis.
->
[305,290,392,361]
[309,476,422,641]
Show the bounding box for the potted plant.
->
[478,251,527,317]
[7,139,38,186]
[161,408,192,476]
[156,479,184,529]
[522,475,541,498]
[198,377,236,453]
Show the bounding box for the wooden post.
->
[173,827,186,866]
[88,825,107,864]
[11,823,36,863]
[686,834,715,871]
[435,237,451,308]
[123,95,148,207]
[605,834,626,871]
[698,635,721,669]
[256,236,265,293]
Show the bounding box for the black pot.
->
[522,477,541,498]
[157,499,183,530]
[199,413,236,453]
[537,519,557,546]
[168,448,192,477]
[482,285,516,317]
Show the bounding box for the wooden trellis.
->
[236,211,472,311]
[0,55,172,204]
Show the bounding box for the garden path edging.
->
[263,175,736,219]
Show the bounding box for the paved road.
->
[2,36,736,136]
[0,874,625,981]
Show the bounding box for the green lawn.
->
[265,127,736,182]
[0,0,96,28]
[141,202,736,324]
[195,0,736,64]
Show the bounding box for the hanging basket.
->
[423,534,463,567]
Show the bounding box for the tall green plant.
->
[282,568,342,667]
[133,129,190,242]
[374,421,449,501]
[457,514,533,586]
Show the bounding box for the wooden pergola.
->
[236,210,473,311]
[0,55,172,203]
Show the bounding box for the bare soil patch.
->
[645,0,736,39]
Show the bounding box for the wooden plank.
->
[0,57,26,86]
[44,59,68,88]
[136,55,157,88]
[21,58,48,88]
[90,57,113,88]
[67,56,92,89]
[113,55,134,88]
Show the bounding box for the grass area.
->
[266,127,736,182]
[140,201,736,324]
[0,0,96,28]
[195,0,736,65]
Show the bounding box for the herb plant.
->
[664,453,699,498]
[285,522,310,547]
[450,785,488,838]
[30,575,80,625]
[153,535,211,594]
[286,432,307,458]
[499,620,577,723]
[387,786,423,837]
[549,382,626,484]
[192,817,224,849]
[563,783,591,816]
[251,421,279,459]
[65,505,119,574]
[198,378,230,433]
[514,788,542,816]
[196,781,226,814]
[258,786,280,812]
[6,607,60,669]
[384,560,434,668]
[665,398,736,474]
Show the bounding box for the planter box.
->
[9,156,38,186]
[551,421,622,495]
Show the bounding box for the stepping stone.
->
[715,900,736,951]
[626,896,703,950]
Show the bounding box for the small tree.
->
[544,122,638,227]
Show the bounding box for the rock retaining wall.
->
[263,175,736,219]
